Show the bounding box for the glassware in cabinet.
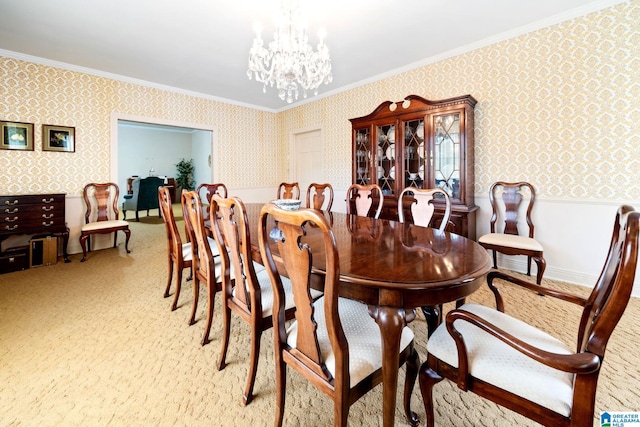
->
[354,128,371,185]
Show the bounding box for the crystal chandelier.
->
[247,0,333,104]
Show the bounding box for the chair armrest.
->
[487,270,588,312]
[444,308,601,390]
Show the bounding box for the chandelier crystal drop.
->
[247,0,333,104]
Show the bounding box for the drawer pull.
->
[42,221,54,227]
[42,213,54,219]
[4,208,18,214]
[42,206,54,212]
[4,199,18,206]
[4,224,18,231]
[42,197,54,203]
[4,216,18,222]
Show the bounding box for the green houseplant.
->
[175,158,195,191]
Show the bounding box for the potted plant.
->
[175,158,195,191]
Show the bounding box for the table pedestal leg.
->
[369,305,413,427]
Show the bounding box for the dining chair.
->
[196,182,228,204]
[419,205,640,427]
[345,183,383,219]
[181,190,222,346]
[478,181,546,284]
[159,186,192,311]
[398,187,451,231]
[79,182,131,262]
[209,195,308,405]
[258,204,419,427]
[276,182,300,200]
[306,182,334,210]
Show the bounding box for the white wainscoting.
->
[475,195,640,297]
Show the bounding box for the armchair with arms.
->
[122,176,164,221]
[419,205,640,427]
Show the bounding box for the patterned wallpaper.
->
[0,64,279,195]
[281,0,640,200]
[1,1,639,202]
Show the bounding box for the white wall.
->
[117,122,195,201]
[474,196,639,296]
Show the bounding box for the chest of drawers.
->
[0,193,70,263]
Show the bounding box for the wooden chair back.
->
[197,183,228,204]
[276,182,300,200]
[488,181,536,236]
[479,181,546,284]
[159,186,190,310]
[79,182,131,261]
[209,195,258,314]
[398,187,451,231]
[159,187,183,260]
[209,195,297,405]
[182,191,216,285]
[346,183,383,218]
[181,190,219,345]
[82,182,120,224]
[576,205,639,356]
[259,203,419,426]
[306,182,334,210]
[259,205,344,414]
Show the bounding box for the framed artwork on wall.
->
[0,120,34,151]
[42,124,75,152]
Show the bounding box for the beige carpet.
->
[1,207,638,426]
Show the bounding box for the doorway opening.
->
[110,113,218,205]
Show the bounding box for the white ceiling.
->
[0,0,624,111]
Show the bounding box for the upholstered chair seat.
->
[287,296,414,386]
[81,219,129,232]
[479,233,543,252]
[427,303,574,416]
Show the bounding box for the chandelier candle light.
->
[247,0,332,103]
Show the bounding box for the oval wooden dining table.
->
[241,203,492,427]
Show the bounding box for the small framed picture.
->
[1,121,34,151]
[43,124,75,152]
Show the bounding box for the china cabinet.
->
[350,94,478,238]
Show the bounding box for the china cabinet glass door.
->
[376,124,396,195]
[401,118,425,190]
[354,128,371,186]
[433,112,462,201]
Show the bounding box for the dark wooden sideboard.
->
[0,193,70,272]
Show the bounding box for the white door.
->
[292,129,323,201]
